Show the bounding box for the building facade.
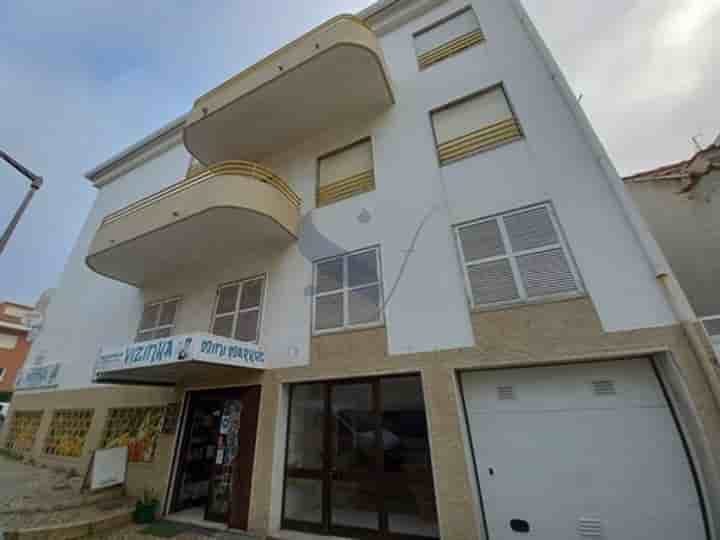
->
[0,302,32,402]
[625,136,720,358]
[3,1,720,539]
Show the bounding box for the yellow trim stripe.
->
[318,170,375,206]
[418,30,485,69]
[438,117,522,164]
[102,161,301,227]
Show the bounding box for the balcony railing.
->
[86,161,301,286]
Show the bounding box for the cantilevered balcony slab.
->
[86,162,301,286]
[184,15,394,165]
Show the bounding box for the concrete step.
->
[2,499,136,540]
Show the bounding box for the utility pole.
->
[0,150,43,256]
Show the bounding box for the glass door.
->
[205,399,243,522]
[282,375,439,539]
[328,380,380,535]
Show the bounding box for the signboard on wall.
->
[94,333,265,384]
[15,363,61,391]
[90,446,128,490]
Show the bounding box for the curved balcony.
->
[86,161,301,286]
[184,15,394,164]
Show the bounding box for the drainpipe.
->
[507,0,720,409]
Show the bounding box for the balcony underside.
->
[86,162,300,286]
[184,15,394,164]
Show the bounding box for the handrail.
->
[101,161,301,227]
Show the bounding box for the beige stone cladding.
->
[2,297,719,540]
[0,385,179,506]
[240,297,720,540]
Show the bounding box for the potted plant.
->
[134,488,159,524]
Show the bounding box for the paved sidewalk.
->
[95,523,256,539]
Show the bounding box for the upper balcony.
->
[86,161,301,286]
[184,15,394,165]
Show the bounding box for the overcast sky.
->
[0,0,718,307]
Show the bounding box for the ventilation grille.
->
[591,380,616,396]
[497,385,516,401]
[577,517,604,538]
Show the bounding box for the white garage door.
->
[460,358,706,539]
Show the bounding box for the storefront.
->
[93,332,266,529]
[282,374,439,539]
[168,386,261,529]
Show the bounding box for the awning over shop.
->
[93,333,265,386]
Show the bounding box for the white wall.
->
[25,143,191,390]
[30,0,679,391]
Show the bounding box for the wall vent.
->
[497,385,516,400]
[577,517,604,538]
[591,380,616,396]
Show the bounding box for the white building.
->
[3,1,720,538]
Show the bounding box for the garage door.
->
[460,358,706,539]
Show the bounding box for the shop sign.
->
[94,332,265,379]
[15,363,61,391]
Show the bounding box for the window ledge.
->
[471,292,588,314]
[312,322,385,338]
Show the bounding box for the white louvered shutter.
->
[467,259,519,305]
[459,220,519,305]
[503,206,578,298]
[458,204,581,307]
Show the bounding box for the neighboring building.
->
[625,135,720,355]
[0,302,32,401]
[2,1,720,539]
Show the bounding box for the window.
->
[283,375,437,538]
[136,298,180,342]
[313,248,383,333]
[5,411,44,453]
[0,367,5,381]
[455,203,582,308]
[43,409,94,458]
[0,334,18,350]
[431,84,523,165]
[317,138,374,207]
[211,276,265,342]
[414,6,484,69]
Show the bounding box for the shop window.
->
[5,410,43,453]
[211,276,265,342]
[414,7,484,69]
[43,409,94,458]
[313,247,383,334]
[431,84,523,165]
[317,138,375,207]
[101,406,165,462]
[455,202,582,308]
[283,375,438,538]
[136,297,180,342]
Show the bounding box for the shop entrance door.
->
[171,386,261,529]
[283,375,439,539]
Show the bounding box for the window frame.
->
[429,82,524,166]
[315,136,375,208]
[454,202,583,310]
[135,296,182,342]
[312,246,384,335]
[413,5,484,69]
[210,273,267,344]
